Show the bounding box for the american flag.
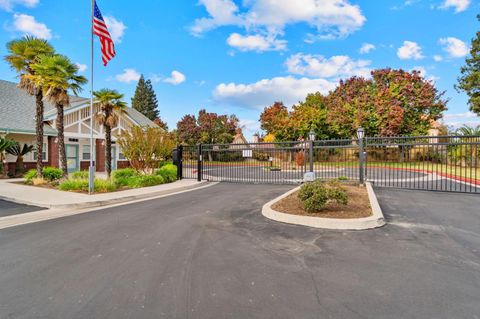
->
[93,1,115,66]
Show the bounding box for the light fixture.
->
[357,127,365,140]
[308,129,316,141]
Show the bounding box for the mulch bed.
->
[272,184,372,219]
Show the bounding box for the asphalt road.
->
[0,184,479,318]
[0,199,45,218]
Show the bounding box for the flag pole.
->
[88,0,95,194]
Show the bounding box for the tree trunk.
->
[15,155,24,177]
[35,91,44,178]
[105,117,112,178]
[56,103,68,178]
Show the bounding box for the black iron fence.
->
[175,135,480,193]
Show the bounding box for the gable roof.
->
[0,79,158,135]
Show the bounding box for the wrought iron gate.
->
[176,135,480,193]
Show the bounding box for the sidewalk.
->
[0,179,208,209]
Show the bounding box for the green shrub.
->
[156,164,177,182]
[59,178,117,193]
[24,169,37,183]
[338,176,348,181]
[42,167,63,181]
[159,160,173,168]
[71,170,89,179]
[112,168,138,179]
[58,179,89,192]
[127,175,165,188]
[298,179,348,213]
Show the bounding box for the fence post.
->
[309,140,314,173]
[197,144,202,182]
[357,127,365,185]
[177,145,183,180]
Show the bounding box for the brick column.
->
[48,136,59,168]
[96,139,105,172]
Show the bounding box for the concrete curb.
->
[0,181,209,210]
[262,182,385,230]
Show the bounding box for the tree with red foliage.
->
[325,69,448,137]
[176,109,239,145]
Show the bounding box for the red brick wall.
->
[117,161,130,169]
[96,139,105,172]
[48,136,59,168]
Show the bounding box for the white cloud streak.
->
[397,41,424,60]
[439,37,469,58]
[115,68,141,83]
[12,13,52,39]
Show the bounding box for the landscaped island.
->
[23,164,177,193]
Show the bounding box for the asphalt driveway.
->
[0,184,479,318]
[0,199,45,218]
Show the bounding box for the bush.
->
[24,169,37,183]
[71,170,89,179]
[298,179,348,213]
[112,168,138,179]
[59,178,117,193]
[126,175,165,188]
[253,151,270,162]
[159,160,173,168]
[156,164,177,182]
[42,167,63,181]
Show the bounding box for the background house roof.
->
[0,79,158,135]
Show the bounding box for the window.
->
[33,143,47,161]
[119,151,126,160]
[82,145,93,160]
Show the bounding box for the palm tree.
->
[0,137,14,177]
[28,54,87,177]
[6,142,34,176]
[93,89,127,178]
[456,125,480,136]
[4,36,54,178]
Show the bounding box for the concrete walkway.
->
[0,178,207,209]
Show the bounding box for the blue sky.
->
[0,0,478,139]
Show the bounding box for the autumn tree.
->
[176,109,238,145]
[325,69,447,137]
[456,15,480,116]
[259,102,295,141]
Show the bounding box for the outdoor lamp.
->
[308,129,316,141]
[357,127,365,140]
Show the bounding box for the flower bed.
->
[23,164,178,193]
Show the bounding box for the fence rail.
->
[175,135,480,193]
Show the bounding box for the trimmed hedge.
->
[24,167,63,184]
[59,178,117,193]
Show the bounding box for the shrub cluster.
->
[24,167,63,184]
[156,164,177,183]
[298,179,348,213]
[111,165,177,189]
[59,178,117,193]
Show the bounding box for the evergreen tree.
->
[456,15,480,116]
[131,75,159,120]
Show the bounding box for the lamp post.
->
[357,127,365,185]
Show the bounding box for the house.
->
[0,79,158,174]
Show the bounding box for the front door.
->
[66,144,79,173]
[110,146,117,171]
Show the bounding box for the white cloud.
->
[75,63,87,73]
[115,68,140,83]
[411,66,440,82]
[104,16,126,43]
[239,119,261,136]
[12,14,52,39]
[443,111,477,119]
[397,41,424,60]
[440,0,470,13]
[285,53,371,79]
[433,55,443,62]
[439,37,469,58]
[359,43,375,54]
[164,70,186,85]
[0,0,38,11]
[191,0,366,48]
[213,76,336,109]
[227,33,287,52]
